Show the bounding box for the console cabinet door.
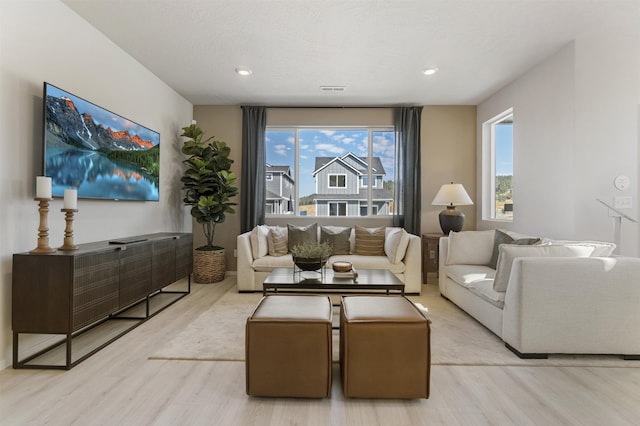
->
[151,239,176,292]
[119,243,152,307]
[12,254,73,334]
[72,251,120,331]
[175,234,193,281]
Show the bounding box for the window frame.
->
[328,173,347,189]
[482,108,514,222]
[329,201,347,216]
[265,126,395,218]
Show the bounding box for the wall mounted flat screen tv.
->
[43,82,160,201]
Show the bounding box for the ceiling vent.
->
[320,86,346,92]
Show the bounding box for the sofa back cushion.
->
[385,227,411,264]
[493,244,595,292]
[446,230,495,266]
[287,223,318,252]
[354,226,385,256]
[320,226,352,255]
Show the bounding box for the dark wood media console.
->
[12,232,193,369]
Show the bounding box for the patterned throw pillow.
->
[287,223,318,252]
[354,225,385,256]
[320,226,351,255]
[268,227,288,256]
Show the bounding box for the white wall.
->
[0,0,193,369]
[477,17,640,256]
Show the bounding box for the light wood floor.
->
[1,278,639,425]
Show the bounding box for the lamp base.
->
[439,206,465,234]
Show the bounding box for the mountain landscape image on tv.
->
[44,82,160,201]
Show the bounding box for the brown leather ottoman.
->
[340,295,431,399]
[245,294,333,398]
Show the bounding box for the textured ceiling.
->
[61,0,636,106]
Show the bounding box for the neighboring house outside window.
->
[265,163,295,215]
[312,153,391,217]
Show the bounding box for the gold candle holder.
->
[59,208,79,251]
[30,198,56,254]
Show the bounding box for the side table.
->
[422,233,445,284]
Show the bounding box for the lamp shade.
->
[432,183,474,206]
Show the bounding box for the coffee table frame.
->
[262,267,405,296]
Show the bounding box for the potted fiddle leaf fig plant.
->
[181,123,239,283]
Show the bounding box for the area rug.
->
[150,280,638,367]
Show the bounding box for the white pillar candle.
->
[191,119,197,125]
[36,176,52,199]
[63,189,77,209]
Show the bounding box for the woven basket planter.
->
[193,248,226,284]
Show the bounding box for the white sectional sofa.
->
[237,224,422,294]
[438,229,640,359]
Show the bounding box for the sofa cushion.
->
[320,226,351,255]
[252,254,294,272]
[542,239,616,257]
[354,226,385,256]
[250,225,271,259]
[446,265,496,288]
[328,255,405,274]
[287,223,318,252]
[268,227,288,256]
[468,279,505,308]
[384,227,410,264]
[488,229,541,269]
[493,244,595,292]
[446,230,495,266]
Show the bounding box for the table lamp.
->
[432,182,474,234]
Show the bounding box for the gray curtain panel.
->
[241,106,267,233]
[393,106,422,235]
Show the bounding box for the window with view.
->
[265,128,396,217]
[482,109,513,221]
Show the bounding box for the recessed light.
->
[235,67,252,76]
[423,67,438,76]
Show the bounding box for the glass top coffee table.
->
[262,267,405,296]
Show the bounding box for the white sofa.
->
[438,229,640,359]
[237,225,422,294]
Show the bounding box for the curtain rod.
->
[241,105,414,109]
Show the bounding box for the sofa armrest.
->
[438,236,449,296]
[402,234,422,294]
[503,256,640,355]
[237,231,257,291]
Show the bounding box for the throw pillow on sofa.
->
[385,227,411,264]
[488,229,541,269]
[287,223,318,252]
[268,227,288,256]
[354,225,385,256]
[446,230,495,266]
[320,226,351,255]
[493,244,595,292]
[542,239,616,257]
[249,225,271,259]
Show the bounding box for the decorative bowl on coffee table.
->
[293,256,328,271]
